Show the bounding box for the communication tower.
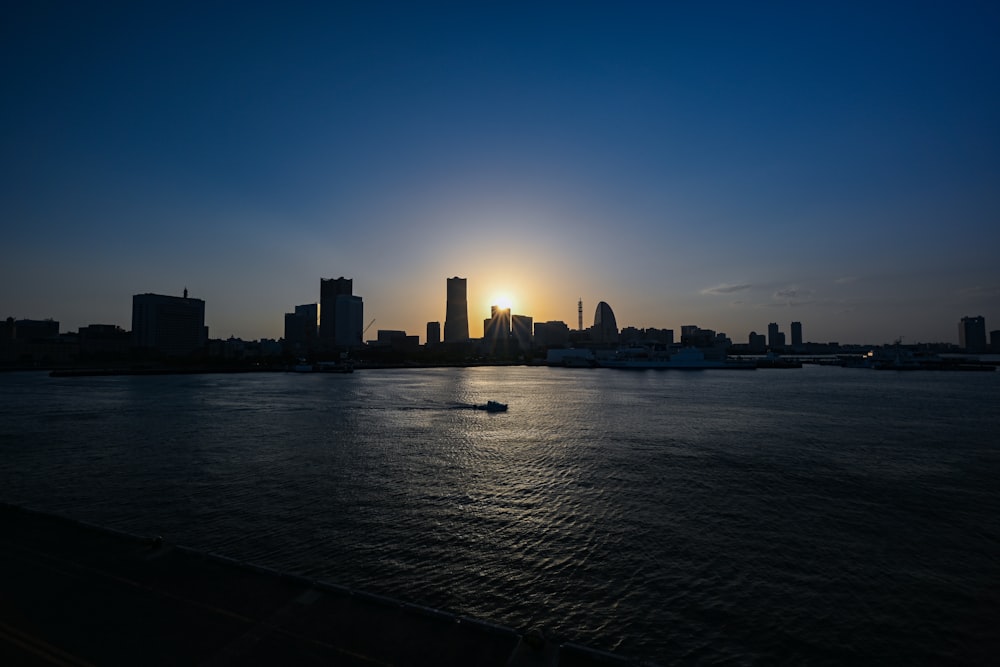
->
[578,299,583,331]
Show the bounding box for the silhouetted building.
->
[620,326,674,346]
[132,292,207,356]
[767,323,785,349]
[320,278,354,345]
[484,305,511,355]
[426,321,440,346]
[681,325,715,348]
[959,315,987,353]
[13,318,59,341]
[791,321,803,347]
[284,304,319,355]
[333,295,363,348]
[373,330,418,351]
[78,324,131,358]
[444,277,469,343]
[511,315,532,350]
[990,330,1000,353]
[748,331,767,353]
[534,321,570,347]
[593,302,618,344]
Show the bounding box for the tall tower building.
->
[790,321,803,347]
[320,277,362,349]
[767,322,785,349]
[444,277,469,343]
[320,277,352,343]
[959,315,987,353]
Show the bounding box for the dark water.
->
[1,366,998,665]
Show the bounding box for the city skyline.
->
[3,3,999,343]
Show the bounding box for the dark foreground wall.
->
[0,503,644,666]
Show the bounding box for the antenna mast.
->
[578,299,583,331]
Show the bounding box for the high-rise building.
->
[959,315,987,353]
[748,331,766,353]
[512,314,532,350]
[284,303,319,355]
[593,302,619,344]
[320,277,353,344]
[484,305,511,355]
[426,321,440,346]
[790,321,803,347]
[132,291,207,356]
[333,294,363,348]
[767,323,785,349]
[491,305,511,336]
[444,277,469,343]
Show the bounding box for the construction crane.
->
[362,318,376,337]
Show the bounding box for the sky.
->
[3,1,999,345]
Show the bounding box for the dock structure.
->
[0,504,642,666]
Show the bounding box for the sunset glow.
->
[490,294,514,312]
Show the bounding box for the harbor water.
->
[1,366,998,665]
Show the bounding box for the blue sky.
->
[3,2,998,344]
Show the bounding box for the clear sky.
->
[3,2,999,345]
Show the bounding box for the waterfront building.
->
[990,330,1000,353]
[426,321,440,346]
[767,323,785,350]
[512,314,532,350]
[78,324,130,358]
[374,330,418,351]
[791,321,803,347]
[681,325,715,348]
[959,316,987,353]
[132,291,207,356]
[284,304,319,355]
[13,318,59,341]
[444,277,469,343]
[593,301,619,344]
[748,331,766,353]
[484,305,511,355]
[533,321,570,348]
[333,294,363,348]
[320,277,352,345]
[620,327,675,346]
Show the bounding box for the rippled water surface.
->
[2,366,998,664]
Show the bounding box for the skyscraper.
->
[790,321,803,347]
[444,277,469,343]
[334,294,363,348]
[320,277,363,349]
[320,277,351,343]
[767,322,786,349]
[959,315,987,353]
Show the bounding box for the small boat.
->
[482,400,508,412]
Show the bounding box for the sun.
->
[490,293,514,312]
